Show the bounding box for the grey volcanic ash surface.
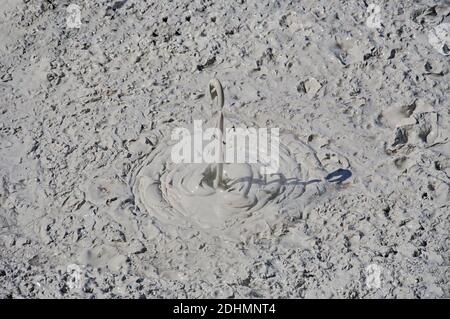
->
[0,0,449,298]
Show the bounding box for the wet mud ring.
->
[130,125,332,234]
[130,80,344,236]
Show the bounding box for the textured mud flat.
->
[0,0,449,298]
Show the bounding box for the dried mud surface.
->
[0,0,449,298]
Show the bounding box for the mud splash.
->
[131,80,333,236]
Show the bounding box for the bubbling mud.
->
[132,124,330,234]
[131,80,331,235]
